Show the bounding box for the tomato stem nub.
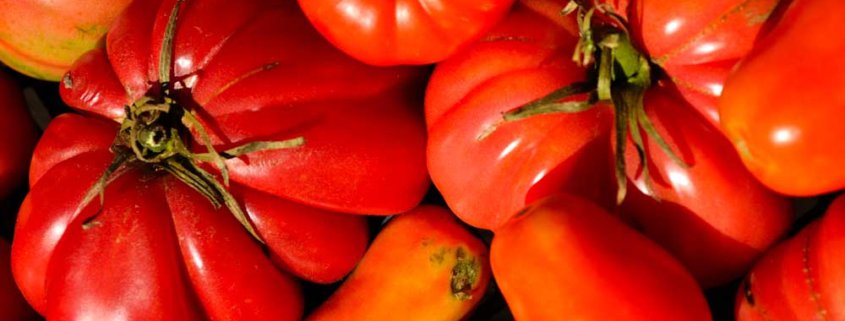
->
[499,0,689,204]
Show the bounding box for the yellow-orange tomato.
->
[0,0,131,80]
[307,205,490,321]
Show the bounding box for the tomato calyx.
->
[77,0,305,243]
[499,0,687,203]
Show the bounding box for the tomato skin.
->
[619,83,792,287]
[307,206,490,321]
[720,0,845,196]
[0,0,131,81]
[492,195,712,321]
[737,194,845,321]
[298,0,516,66]
[426,6,616,230]
[17,0,429,318]
[0,71,38,200]
[629,0,779,128]
[0,238,38,321]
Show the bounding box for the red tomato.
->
[13,0,429,319]
[0,0,132,80]
[736,194,845,320]
[298,0,516,66]
[492,195,712,321]
[0,71,37,200]
[720,0,845,196]
[619,83,792,287]
[426,5,617,230]
[0,238,38,321]
[629,0,780,128]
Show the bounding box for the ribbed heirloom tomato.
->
[298,0,516,65]
[426,0,791,287]
[12,0,430,319]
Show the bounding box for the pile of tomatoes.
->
[0,0,841,320]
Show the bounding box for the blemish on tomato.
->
[450,247,480,301]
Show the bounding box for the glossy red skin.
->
[298,0,516,66]
[619,83,792,287]
[0,238,38,320]
[627,0,779,128]
[737,194,845,320]
[492,195,712,321]
[426,6,617,230]
[720,0,845,196]
[0,71,38,200]
[15,0,429,318]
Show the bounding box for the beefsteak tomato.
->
[0,70,38,200]
[736,193,845,321]
[12,0,430,319]
[0,0,132,81]
[719,0,845,196]
[492,194,712,321]
[298,0,516,66]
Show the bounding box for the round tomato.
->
[737,194,845,320]
[12,0,430,319]
[720,0,845,196]
[492,194,712,321]
[298,0,516,66]
[0,70,38,200]
[0,0,132,81]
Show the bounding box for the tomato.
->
[426,5,617,230]
[0,238,38,321]
[736,194,845,321]
[298,0,516,66]
[0,0,132,81]
[0,70,37,200]
[618,83,792,287]
[719,0,845,196]
[13,0,429,319]
[307,206,490,321]
[629,0,780,128]
[492,194,712,321]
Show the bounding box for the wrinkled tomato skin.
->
[492,195,712,321]
[426,5,617,231]
[629,0,780,128]
[0,0,131,81]
[0,71,38,200]
[298,0,516,66]
[737,194,845,320]
[619,83,793,287]
[720,0,845,196]
[15,0,430,318]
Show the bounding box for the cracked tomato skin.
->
[619,83,792,287]
[627,0,780,128]
[14,0,430,319]
[736,194,845,321]
[0,70,38,200]
[425,5,616,231]
[492,195,712,321]
[719,0,845,196]
[298,0,516,66]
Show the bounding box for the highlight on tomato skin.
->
[719,0,845,197]
[735,194,845,321]
[0,0,132,81]
[491,194,712,321]
[298,0,517,66]
[306,205,490,321]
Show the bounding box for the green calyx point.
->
[499,0,688,204]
